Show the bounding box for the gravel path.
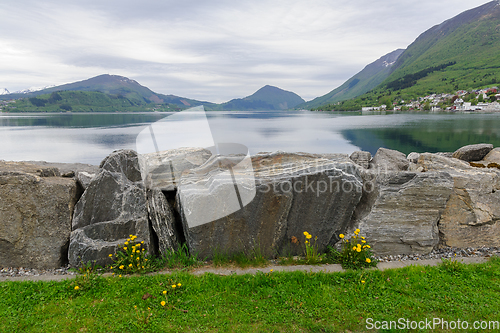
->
[1,246,498,282]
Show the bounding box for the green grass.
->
[2,257,499,332]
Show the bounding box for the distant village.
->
[362,87,500,112]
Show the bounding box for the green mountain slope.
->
[315,0,500,110]
[300,49,405,109]
[3,91,186,112]
[1,74,214,109]
[207,85,305,110]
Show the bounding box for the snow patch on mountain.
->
[382,60,396,68]
[13,85,56,94]
[0,88,10,95]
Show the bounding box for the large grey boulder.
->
[452,143,493,162]
[0,161,79,269]
[417,153,500,248]
[350,151,371,169]
[147,188,181,255]
[69,150,153,267]
[177,152,363,259]
[351,169,454,255]
[370,148,409,172]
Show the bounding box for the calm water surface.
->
[1,110,500,165]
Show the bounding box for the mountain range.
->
[314,0,500,110]
[299,49,405,109]
[2,1,500,112]
[0,75,304,112]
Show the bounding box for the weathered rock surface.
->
[407,152,420,164]
[147,189,181,255]
[452,143,493,162]
[26,161,99,175]
[483,147,500,164]
[69,150,153,267]
[139,148,212,191]
[370,148,409,171]
[177,152,363,259]
[417,153,500,248]
[350,151,371,169]
[0,161,79,269]
[76,171,96,190]
[351,169,454,255]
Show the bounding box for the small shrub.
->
[109,234,153,274]
[71,260,102,291]
[325,246,340,264]
[337,229,377,270]
[161,244,202,269]
[159,281,186,312]
[440,255,464,273]
[303,231,326,264]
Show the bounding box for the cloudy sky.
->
[0,0,490,102]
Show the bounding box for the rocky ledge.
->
[1,143,499,269]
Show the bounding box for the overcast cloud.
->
[0,0,490,102]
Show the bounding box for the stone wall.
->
[1,143,499,268]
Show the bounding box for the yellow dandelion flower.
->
[123,247,127,250]
[366,258,371,263]
[306,234,312,239]
[142,266,144,269]
[362,240,366,243]
[136,250,140,253]
[171,285,176,288]
[177,283,182,287]
[303,231,309,236]
[108,254,113,257]
[74,286,79,290]
[136,257,140,260]
[134,305,137,309]
[305,240,309,244]
[129,234,133,238]
[119,275,122,278]
[163,290,167,294]
[361,236,365,239]
[145,258,148,261]
[161,301,166,306]
[129,264,133,267]
[141,241,144,244]
[110,266,113,269]
[119,265,124,269]
[136,243,141,247]
[270,269,273,272]
[142,249,145,251]
[366,245,371,249]
[354,229,360,235]
[361,280,365,284]
[124,242,129,245]
[356,248,361,252]
[352,247,357,251]
[339,234,345,239]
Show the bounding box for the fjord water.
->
[1,111,500,165]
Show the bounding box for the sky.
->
[0,0,491,103]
